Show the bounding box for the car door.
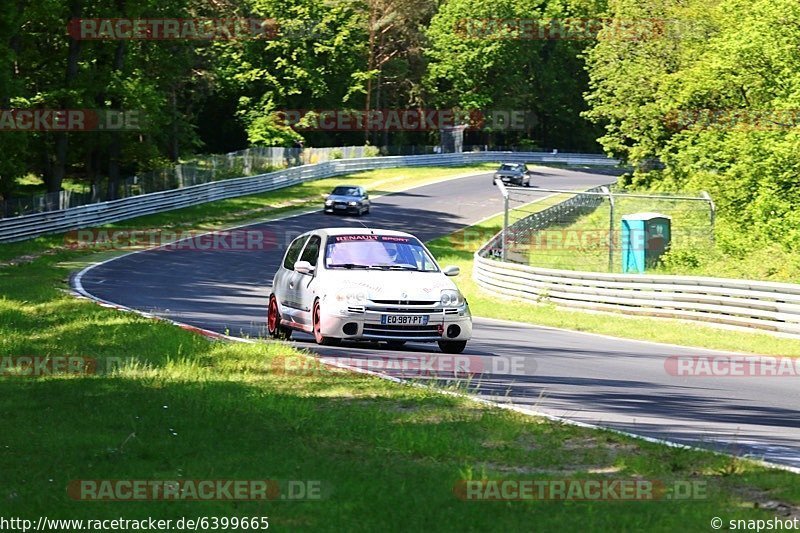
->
[277,235,308,320]
[293,234,322,328]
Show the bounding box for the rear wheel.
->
[267,295,292,340]
[313,299,340,345]
[438,340,467,354]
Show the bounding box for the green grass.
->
[0,164,495,264]
[428,212,800,358]
[0,167,798,529]
[515,186,800,285]
[11,174,90,195]
[506,191,713,273]
[1,224,799,530]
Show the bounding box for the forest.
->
[2,0,800,276]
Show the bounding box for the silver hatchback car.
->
[267,227,472,353]
[493,163,532,187]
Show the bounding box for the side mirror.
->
[443,265,460,277]
[294,260,315,275]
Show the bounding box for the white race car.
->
[267,228,472,353]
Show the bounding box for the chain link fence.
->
[496,184,715,273]
[0,145,382,219]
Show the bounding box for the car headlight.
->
[335,289,368,305]
[325,200,333,206]
[348,201,358,206]
[440,289,464,307]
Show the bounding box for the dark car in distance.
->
[493,163,532,187]
[323,185,371,216]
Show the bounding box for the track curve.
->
[74,168,800,470]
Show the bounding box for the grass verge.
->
[514,191,713,273]
[0,164,495,264]
[507,185,800,285]
[0,168,798,530]
[428,212,800,357]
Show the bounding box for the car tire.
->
[525,179,531,187]
[267,294,292,340]
[385,340,406,349]
[313,299,340,346]
[438,340,467,354]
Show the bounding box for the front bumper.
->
[496,175,523,185]
[324,203,362,214]
[318,302,473,342]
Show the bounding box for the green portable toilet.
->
[621,213,671,273]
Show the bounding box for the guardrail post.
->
[601,186,614,272]
[503,195,510,262]
[702,191,715,244]
[493,178,511,262]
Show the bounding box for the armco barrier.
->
[474,191,800,337]
[0,152,616,243]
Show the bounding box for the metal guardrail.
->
[484,185,606,262]
[474,190,800,337]
[0,151,617,243]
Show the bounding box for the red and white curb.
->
[68,193,800,477]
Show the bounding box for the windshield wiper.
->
[327,263,370,269]
[364,263,421,271]
[387,264,421,271]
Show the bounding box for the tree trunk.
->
[47,2,82,194]
[106,15,126,200]
[365,7,377,145]
[170,87,179,162]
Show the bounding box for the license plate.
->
[334,205,346,209]
[381,315,429,325]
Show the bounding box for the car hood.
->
[321,269,458,300]
[327,194,360,202]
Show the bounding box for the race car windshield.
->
[331,186,359,196]
[500,164,520,171]
[325,235,439,272]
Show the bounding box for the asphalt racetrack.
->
[75,167,800,470]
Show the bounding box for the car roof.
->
[314,227,416,239]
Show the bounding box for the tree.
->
[424,0,604,150]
